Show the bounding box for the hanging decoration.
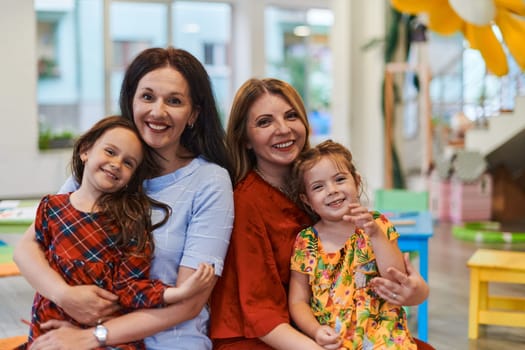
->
[390,0,525,76]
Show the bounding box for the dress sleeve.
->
[180,166,234,276]
[290,228,316,276]
[373,211,399,241]
[230,197,290,338]
[34,196,51,251]
[111,241,168,309]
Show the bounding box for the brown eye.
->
[256,118,272,127]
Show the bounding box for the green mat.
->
[452,221,525,243]
[0,245,14,263]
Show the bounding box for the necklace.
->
[254,167,293,199]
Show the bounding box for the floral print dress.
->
[290,212,416,350]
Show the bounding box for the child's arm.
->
[288,271,341,348]
[344,204,406,279]
[162,263,215,304]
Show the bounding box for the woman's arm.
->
[13,223,119,325]
[33,266,217,349]
[370,252,429,306]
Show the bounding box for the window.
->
[173,1,232,122]
[265,7,333,142]
[36,0,104,149]
[35,0,232,149]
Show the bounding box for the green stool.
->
[374,189,429,212]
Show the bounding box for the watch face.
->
[94,324,108,343]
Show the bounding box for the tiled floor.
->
[1,222,525,349]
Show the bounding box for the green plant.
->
[39,127,76,150]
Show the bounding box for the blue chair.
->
[374,189,432,341]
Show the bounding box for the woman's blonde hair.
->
[226,78,311,184]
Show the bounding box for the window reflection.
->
[109,1,168,114]
[36,0,104,150]
[265,7,333,142]
[36,0,232,148]
[173,1,232,123]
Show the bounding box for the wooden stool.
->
[467,249,525,339]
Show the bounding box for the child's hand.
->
[314,325,341,349]
[164,263,215,303]
[178,263,215,297]
[342,203,381,237]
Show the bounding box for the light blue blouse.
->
[59,156,234,349]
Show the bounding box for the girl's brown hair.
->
[292,140,363,217]
[71,116,170,253]
[226,78,311,184]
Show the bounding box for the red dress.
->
[24,194,168,350]
[210,171,313,349]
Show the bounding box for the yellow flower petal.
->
[390,0,431,14]
[464,24,509,76]
[427,2,464,34]
[496,9,525,69]
[495,0,525,16]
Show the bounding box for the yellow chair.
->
[0,335,26,349]
[467,249,525,339]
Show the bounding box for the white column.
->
[332,0,386,201]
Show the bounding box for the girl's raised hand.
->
[342,203,381,236]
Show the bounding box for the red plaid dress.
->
[25,193,168,349]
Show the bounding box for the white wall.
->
[0,1,70,199]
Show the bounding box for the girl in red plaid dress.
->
[18,116,214,349]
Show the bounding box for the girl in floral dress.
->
[289,140,416,350]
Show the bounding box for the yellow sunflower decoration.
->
[391,0,525,76]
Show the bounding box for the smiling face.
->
[245,92,307,174]
[132,66,198,159]
[300,156,359,223]
[80,127,143,196]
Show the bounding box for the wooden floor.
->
[1,222,525,349]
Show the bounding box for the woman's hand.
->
[30,320,96,350]
[57,285,120,325]
[369,252,429,306]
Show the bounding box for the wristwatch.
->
[93,323,108,346]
